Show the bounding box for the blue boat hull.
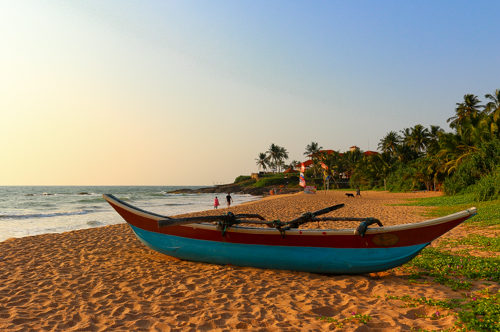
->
[131,225,428,274]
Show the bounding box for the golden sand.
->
[0,191,495,331]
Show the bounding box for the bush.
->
[386,164,421,192]
[444,139,500,195]
[468,166,500,201]
[234,175,251,183]
[349,173,384,190]
[444,155,484,195]
[252,174,287,188]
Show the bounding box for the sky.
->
[1,0,499,186]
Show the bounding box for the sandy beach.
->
[0,190,497,331]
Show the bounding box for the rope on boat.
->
[216,212,238,237]
[354,217,383,237]
[268,219,286,238]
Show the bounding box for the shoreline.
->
[0,190,261,244]
[1,190,493,331]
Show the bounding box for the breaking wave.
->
[0,210,95,220]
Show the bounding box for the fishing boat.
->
[103,194,476,274]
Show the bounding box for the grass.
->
[439,234,500,253]
[403,194,500,227]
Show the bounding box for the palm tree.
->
[414,156,434,191]
[304,142,323,156]
[285,160,300,171]
[267,144,280,172]
[447,94,482,137]
[399,128,418,162]
[375,152,393,190]
[408,124,430,154]
[485,89,500,116]
[485,89,500,138]
[337,148,362,185]
[267,144,289,172]
[255,152,270,171]
[400,127,412,146]
[427,125,444,155]
[276,146,289,172]
[378,131,401,157]
[435,131,478,177]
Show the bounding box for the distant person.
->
[226,193,233,207]
[356,187,361,197]
[214,196,220,209]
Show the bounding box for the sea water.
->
[0,186,260,242]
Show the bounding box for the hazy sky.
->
[1,1,499,185]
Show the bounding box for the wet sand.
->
[0,190,495,331]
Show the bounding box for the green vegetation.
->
[233,173,299,190]
[316,312,372,329]
[385,291,500,332]
[404,248,499,285]
[251,173,288,188]
[403,194,500,227]
[468,165,500,202]
[234,175,251,183]
[441,235,500,252]
[375,91,500,196]
[255,143,289,173]
[457,290,500,332]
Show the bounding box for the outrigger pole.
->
[157,203,383,238]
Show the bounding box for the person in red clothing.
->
[214,196,220,209]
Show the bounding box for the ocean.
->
[0,186,260,242]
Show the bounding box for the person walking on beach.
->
[214,196,220,209]
[226,193,233,208]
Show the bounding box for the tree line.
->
[255,89,499,201]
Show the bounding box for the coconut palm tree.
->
[276,146,289,172]
[485,90,500,115]
[427,125,444,155]
[304,142,323,156]
[408,124,430,154]
[398,128,418,162]
[267,144,280,172]
[485,89,500,138]
[375,152,393,190]
[267,144,289,172]
[400,127,412,145]
[378,131,401,157]
[447,94,482,137]
[284,160,300,172]
[255,152,270,171]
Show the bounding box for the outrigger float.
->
[103,194,476,274]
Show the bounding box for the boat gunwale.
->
[103,194,477,236]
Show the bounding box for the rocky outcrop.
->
[168,183,300,196]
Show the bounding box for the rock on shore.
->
[168,183,300,196]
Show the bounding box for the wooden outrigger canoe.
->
[103,194,476,274]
